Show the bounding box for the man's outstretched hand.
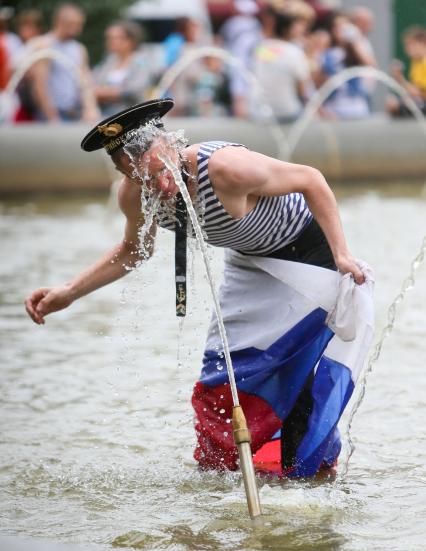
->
[25,285,74,324]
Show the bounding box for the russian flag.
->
[192,250,374,478]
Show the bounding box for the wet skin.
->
[111,140,185,199]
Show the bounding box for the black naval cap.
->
[80,98,174,155]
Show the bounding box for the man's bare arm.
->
[25,178,155,324]
[211,148,365,283]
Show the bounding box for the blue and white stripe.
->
[157,141,313,255]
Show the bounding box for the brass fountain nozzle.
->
[232,405,262,519]
[232,405,251,444]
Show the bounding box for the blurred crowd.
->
[0,0,425,124]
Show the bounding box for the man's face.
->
[113,139,181,199]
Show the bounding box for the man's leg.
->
[280,371,314,470]
[266,218,337,473]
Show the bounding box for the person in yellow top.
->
[387,26,426,117]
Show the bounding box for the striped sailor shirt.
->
[156,141,313,255]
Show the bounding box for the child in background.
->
[387,26,426,117]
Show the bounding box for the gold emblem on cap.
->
[97,123,123,137]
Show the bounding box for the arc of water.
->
[287,66,426,157]
[155,45,290,161]
[0,48,120,208]
[159,153,262,519]
[158,154,239,406]
[0,48,98,123]
[339,234,426,479]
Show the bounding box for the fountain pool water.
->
[0,183,425,550]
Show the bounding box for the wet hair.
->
[111,119,165,163]
[107,20,143,48]
[403,26,426,44]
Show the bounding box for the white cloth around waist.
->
[205,250,374,382]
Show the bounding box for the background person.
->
[387,26,426,117]
[27,2,99,122]
[281,0,316,50]
[162,16,203,68]
[0,6,21,90]
[12,9,44,122]
[349,5,378,109]
[15,8,43,44]
[349,6,377,68]
[304,27,331,89]
[219,0,262,117]
[161,17,208,116]
[189,55,233,117]
[253,7,312,123]
[318,11,372,119]
[93,20,152,117]
[0,12,11,91]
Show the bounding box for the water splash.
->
[159,151,240,406]
[122,121,188,261]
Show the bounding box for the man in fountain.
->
[25,98,373,478]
